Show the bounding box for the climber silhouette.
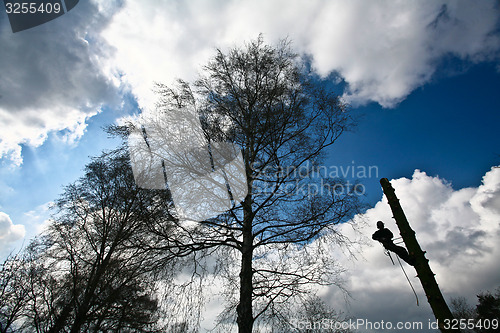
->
[372,221,415,266]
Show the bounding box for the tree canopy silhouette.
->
[0,152,177,333]
[127,36,361,332]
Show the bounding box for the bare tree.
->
[476,288,500,333]
[0,250,30,333]
[43,152,171,333]
[130,36,360,332]
[1,151,180,333]
[448,288,500,333]
[449,297,477,333]
[284,295,354,333]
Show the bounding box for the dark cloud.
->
[0,0,124,164]
[427,228,489,264]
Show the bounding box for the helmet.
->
[376,221,384,228]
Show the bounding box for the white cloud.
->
[23,202,54,235]
[100,0,500,112]
[176,168,500,331]
[308,1,500,107]
[0,203,52,262]
[2,0,498,164]
[0,212,25,256]
[325,167,500,331]
[0,0,122,165]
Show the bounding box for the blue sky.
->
[328,62,500,205]
[1,1,500,332]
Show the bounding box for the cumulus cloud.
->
[2,0,498,164]
[0,0,122,165]
[0,212,25,254]
[100,0,500,111]
[324,167,500,330]
[307,0,500,107]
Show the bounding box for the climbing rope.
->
[382,244,419,306]
[395,254,419,306]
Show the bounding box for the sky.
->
[1,0,500,332]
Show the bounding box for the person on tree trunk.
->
[372,221,415,266]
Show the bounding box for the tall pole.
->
[380,178,458,333]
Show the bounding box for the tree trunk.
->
[47,305,72,333]
[237,196,254,333]
[70,306,89,333]
[380,178,458,333]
